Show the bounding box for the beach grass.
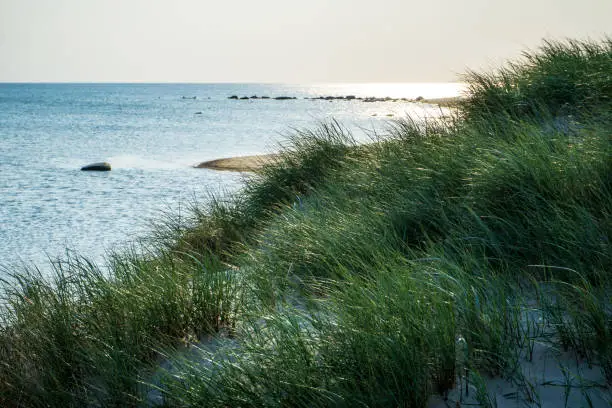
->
[1,38,611,407]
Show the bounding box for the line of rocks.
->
[228,95,294,100]
[228,95,425,102]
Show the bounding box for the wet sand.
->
[195,154,279,172]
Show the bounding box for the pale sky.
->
[0,0,610,82]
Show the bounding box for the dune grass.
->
[1,38,611,407]
[0,247,241,407]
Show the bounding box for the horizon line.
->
[0,80,463,85]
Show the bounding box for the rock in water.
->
[81,162,111,171]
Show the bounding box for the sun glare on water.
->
[313,82,466,99]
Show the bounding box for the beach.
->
[195,153,279,172]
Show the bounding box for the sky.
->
[0,0,610,83]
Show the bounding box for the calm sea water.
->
[0,83,463,273]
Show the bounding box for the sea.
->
[0,83,463,275]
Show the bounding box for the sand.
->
[427,305,611,408]
[427,346,610,408]
[194,154,279,172]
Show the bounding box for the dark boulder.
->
[81,162,111,171]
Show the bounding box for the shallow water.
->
[0,83,462,273]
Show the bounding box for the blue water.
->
[0,83,462,272]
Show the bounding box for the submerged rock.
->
[81,162,111,171]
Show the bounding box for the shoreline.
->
[418,96,462,107]
[195,153,279,172]
[195,97,462,172]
